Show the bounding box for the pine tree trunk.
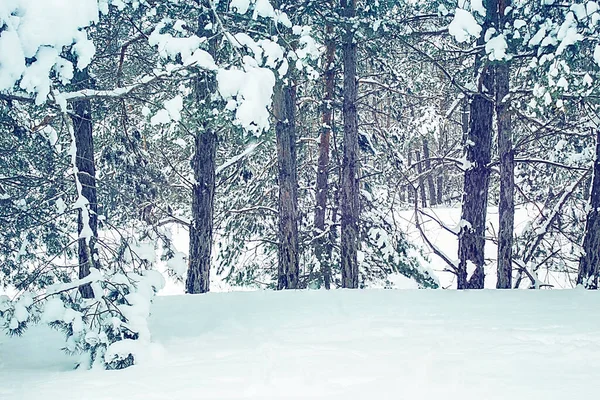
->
[71,68,98,299]
[186,70,217,294]
[275,82,300,290]
[407,151,414,203]
[456,0,497,290]
[437,124,446,205]
[423,138,437,206]
[340,0,360,289]
[577,129,600,289]
[457,69,494,290]
[314,23,335,290]
[186,128,216,294]
[495,2,514,289]
[415,150,427,208]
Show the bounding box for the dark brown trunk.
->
[457,81,494,289]
[457,88,493,289]
[186,68,217,294]
[186,19,219,294]
[423,139,437,206]
[71,68,98,299]
[577,129,600,289]
[314,23,336,290]
[186,128,216,294]
[340,0,359,289]
[275,82,300,290]
[457,0,496,290]
[495,1,514,289]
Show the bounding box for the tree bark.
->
[71,67,98,299]
[415,150,427,208]
[496,0,514,289]
[456,0,497,290]
[186,68,217,294]
[186,17,219,294]
[423,138,437,206]
[340,0,360,289]
[407,150,414,203]
[457,72,494,290]
[275,82,300,290]
[577,129,600,289]
[186,127,216,294]
[314,22,336,290]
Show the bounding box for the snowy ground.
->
[1,290,599,399]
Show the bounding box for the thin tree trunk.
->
[314,22,335,290]
[407,150,414,203]
[437,124,446,205]
[186,67,217,294]
[577,129,600,289]
[275,82,300,290]
[496,0,514,289]
[71,67,98,299]
[415,150,427,208]
[340,0,360,289]
[423,138,437,206]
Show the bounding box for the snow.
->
[166,251,187,278]
[0,30,26,91]
[215,141,261,175]
[1,290,600,399]
[514,19,526,29]
[485,34,508,61]
[529,26,547,47]
[0,0,99,95]
[555,12,583,55]
[216,65,275,134]
[230,0,250,14]
[73,31,96,70]
[253,0,275,19]
[275,11,292,28]
[40,298,66,323]
[19,47,61,104]
[5,0,98,58]
[150,95,184,125]
[448,9,482,43]
[470,0,486,16]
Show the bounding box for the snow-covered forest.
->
[1,0,600,397]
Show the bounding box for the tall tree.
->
[340,0,360,289]
[495,0,514,289]
[186,123,216,294]
[314,19,336,290]
[71,67,99,299]
[275,81,300,290]
[422,138,437,206]
[186,17,218,294]
[456,0,496,289]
